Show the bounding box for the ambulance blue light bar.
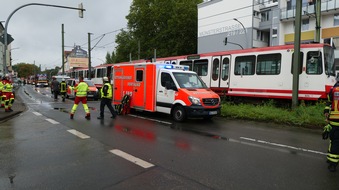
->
[160,64,189,71]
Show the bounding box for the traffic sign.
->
[0,33,14,45]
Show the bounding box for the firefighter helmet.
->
[103,77,109,82]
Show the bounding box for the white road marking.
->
[67,129,90,139]
[129,114,172,125]
[240,136,327,155]
[32,112,42,116]
[110,149,154,168]
[45,118,60,124]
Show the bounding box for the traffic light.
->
[79,3,84,18]
[224,37,228,45]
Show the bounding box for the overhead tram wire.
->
[80,27,127,48]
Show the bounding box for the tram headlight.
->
[188,96,201,105]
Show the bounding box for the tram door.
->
[210,55,230,89]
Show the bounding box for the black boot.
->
[328,162,337,172]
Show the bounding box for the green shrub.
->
[220,100,327,129]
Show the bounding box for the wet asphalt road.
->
[0,85,339,190]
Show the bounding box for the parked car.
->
[66,78,99,100]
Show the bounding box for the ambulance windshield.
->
[173,72,207,89]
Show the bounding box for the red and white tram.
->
[153,43,336,101]
[67,44,336,101]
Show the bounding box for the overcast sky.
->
[1,0,133,70]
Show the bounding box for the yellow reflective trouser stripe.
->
[83,104,89,114]
[71,104,78,114]
[329,121,339,126]
[327,153,339,163]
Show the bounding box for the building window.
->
[261,11,270,22]
[334,14,339,26]
[272,28,278,38]
[302,19,309,31]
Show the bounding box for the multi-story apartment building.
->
[198,0,339,66]
[198,0,279,53]
[280,0,339,65]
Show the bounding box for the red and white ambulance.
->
[112,63,221,122]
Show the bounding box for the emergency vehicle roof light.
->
[164,65,173,69]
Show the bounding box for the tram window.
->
[97,68,107,78]
[256,53,281,75]
[90,70,95,78]
[193,59,208,76]
[180,61,193,71]
[234,55,255,75]
[222,57,229,81]
[291,52,304,74]
[306,51,322,74]
[212,59,220,81]
[136,70,143,82]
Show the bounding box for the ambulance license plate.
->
[209,111,218,115]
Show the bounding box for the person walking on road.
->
[70,76,90,120]
[97,77,117,119]
[51,77,60,101]
[59,78,67,102]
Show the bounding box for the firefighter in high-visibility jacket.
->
[69,76,90,120]
[0,76,4,108]
[323,85,339,172]
[2,76,14,112]
[59,78,67,102]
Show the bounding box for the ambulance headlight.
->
[188,96,201,105]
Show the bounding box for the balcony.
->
[280,0,339,20]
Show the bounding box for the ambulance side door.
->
[113,68,124,104]
[132,66,146,109]
[156,71,176,114]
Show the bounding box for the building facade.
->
[198,0,339,63]
[198,0,279,53]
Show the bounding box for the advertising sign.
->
[68,57,88,67]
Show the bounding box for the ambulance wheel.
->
[172,105,186,122]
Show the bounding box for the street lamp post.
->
[2,3,85,75]
[233,18,248,49]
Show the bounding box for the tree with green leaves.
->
[114,0,202,63]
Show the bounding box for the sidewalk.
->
[0,87,27,122]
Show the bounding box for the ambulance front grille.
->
[202,98,219,106]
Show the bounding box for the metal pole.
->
[315,0,321,43]
[292,0,302,109]
[233,18,248,49]
[3,3,85,75]
[88,33,92,80]
[62,24,65,75]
